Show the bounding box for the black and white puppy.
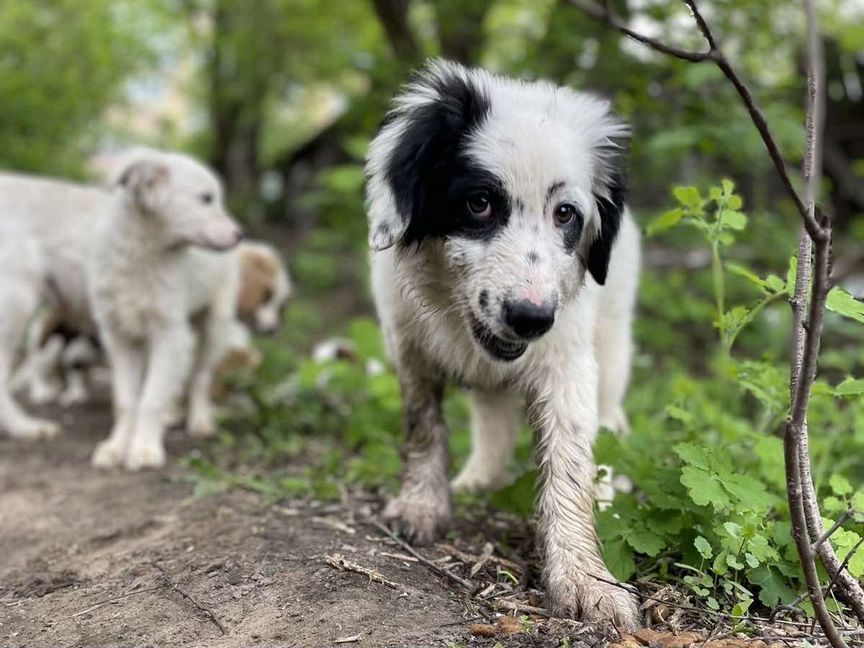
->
[365,60,640,626]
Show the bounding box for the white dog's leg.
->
[92,333,144,467]
[124,326,194,470]
[451,389,519,492]
[59,368,90,406]
[59,337,97,406]
[186,317,229,438]
[383,366,451,545]
[595,313,632,435]
[530,358,640,629]
[27,335,64,404]
[0,287,59,439]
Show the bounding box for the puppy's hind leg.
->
[384,366,451,545]
[0,285,58,439]
[451,390,519,492]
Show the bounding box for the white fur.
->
[367,61,641,627]
[88,149,243,470]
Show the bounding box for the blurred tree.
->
[0,1,161,176]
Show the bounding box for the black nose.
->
[502,299,556,340]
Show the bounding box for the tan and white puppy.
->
[236,240,293,335]
[366,61,640,627]
[88,149,243,470]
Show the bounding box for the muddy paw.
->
[92,438,126,468]
[124,440,166,471]
[546,573,641,630]
[382,493,451,545]
[8,417,59,440]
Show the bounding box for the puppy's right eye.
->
[466,193,492,220]
[200,193,214,204]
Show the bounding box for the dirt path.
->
[0,401,482,648]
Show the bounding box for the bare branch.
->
[567,1,711,62]
[571,0,826,241]
[812,510,852,553]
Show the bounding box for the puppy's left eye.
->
[554,203,579,226]
[200,193,214,204]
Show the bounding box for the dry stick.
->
[150,562,228,635]
[569,1,864,641]
[812,510,853,553]
[70,586,162,618]
[322,554,400,589]
[368,519,475,591]
[782,2,846,645]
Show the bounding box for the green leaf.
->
[603,537,636,581]
[726,554,745,570]
[827,287,864,324]
[694,536,713,559]
[626,528,665,557]
[646,208,684,236]
[727,263,768,291]
[830,474,853,496]
[749,565,796,607]
[673,186,702,210]
[674,442,710,470]
[681,466,730,509]
[744,552,760,568]
[723,522,743,539]
[835,377,864,397]
[721,179,735,195]
[726,194,743,210]
[720,210,747,230]
[490,470,536,516]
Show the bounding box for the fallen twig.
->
[322,554,400,589]
[368,519,475,591]
[333,633,363,644]
[149,562,227,635]
[436,542,523,574]
[493,599,549,617]
[70,586,161,618]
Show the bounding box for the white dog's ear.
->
[117,159,170,211]
[367,59,490,250]
[587,130,629,285]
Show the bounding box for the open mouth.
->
[470,315,527,362]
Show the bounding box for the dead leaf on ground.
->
[496,615,523,635]
[632,627,703,647]
[609,635,642,648]
[468,623,497,637]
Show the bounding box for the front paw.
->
[546,572,641,629]
[92,438,127,468]
[383,491,451,546]
[124,439,166,471]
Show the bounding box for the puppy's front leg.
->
[92,332,144,467]
[529,364,640,629]
[125,325,194,470]
[384,370,451,545]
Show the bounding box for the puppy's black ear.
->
[369,60,490,250]
[117,159,169,212]
[587,166,626,285]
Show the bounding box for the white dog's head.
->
[236,241,292,335]
[366,60,629,362]
[117,150,244,251]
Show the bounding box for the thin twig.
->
[824,537,864,601]
[322,554,400,589]
[70,586,162,618]
[812,510,853,553]
[368,519,475,591]
[494,599,549,616]
[150,562,227,635]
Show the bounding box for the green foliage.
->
[0,1,163,175]
[594,182,864,615]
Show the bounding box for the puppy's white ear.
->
[117,159,169,211]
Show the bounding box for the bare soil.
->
[0,401,598,648]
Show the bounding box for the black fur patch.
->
[526,250,539,265]
[478,289,489,309]
[544,180,565,209]
[587,167,627,285]
[383,65,509,245]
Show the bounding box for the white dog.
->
[88,149,244,470]
[0,174,106,438]
[366,61,640,626]
[13,239,291,408]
